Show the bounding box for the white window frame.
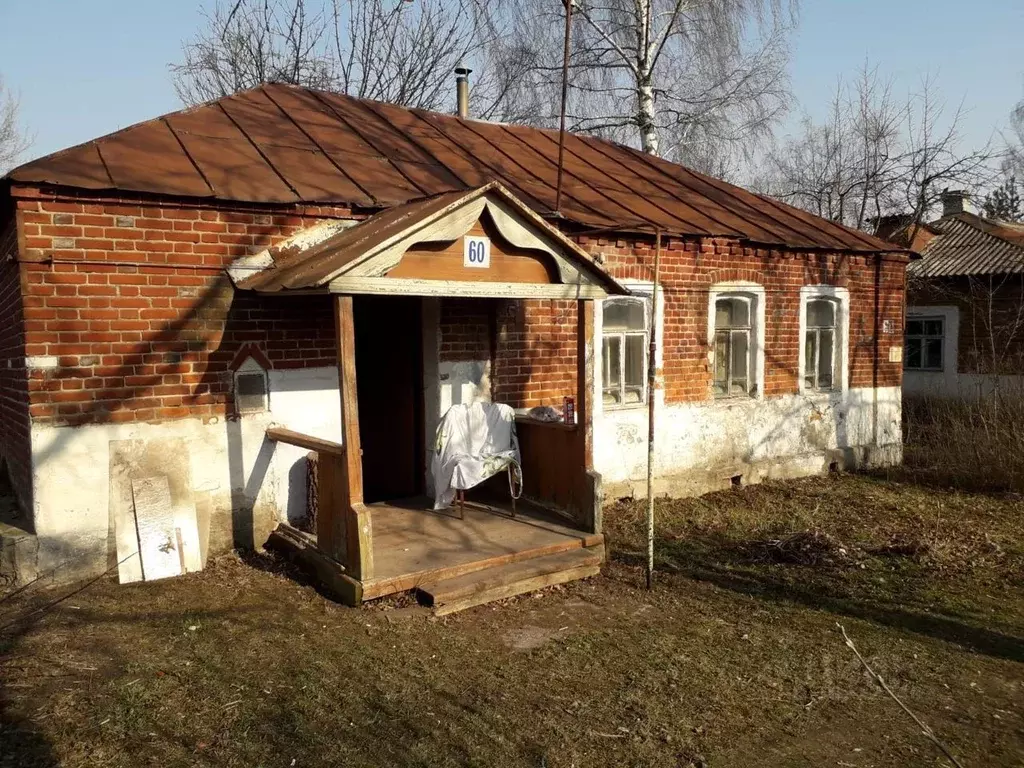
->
[233,356,270,414]
[707,282,765,400]
[600,291,652,410]
[798,286,850,395]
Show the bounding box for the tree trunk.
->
[638,78,659,155]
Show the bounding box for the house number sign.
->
[464,236,491,268]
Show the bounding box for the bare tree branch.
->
[757,66,998,234]
[171,0,490,113]
[0,75,31,174]
[490,0,797,175]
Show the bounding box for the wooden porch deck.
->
[361,498,601,600]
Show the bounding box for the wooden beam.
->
[334,295,374,581]
[329,276,609,299]
[336,296,363,505]
[577,299,594,470]
[267,524,363,606]
[266,427,344,456]
[577,299,602,535]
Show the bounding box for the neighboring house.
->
[0,83,907,590]
[896,190,1024,398]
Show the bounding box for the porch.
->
[269,492,603,612]
[236,183,626,610]
[260,289,605,610]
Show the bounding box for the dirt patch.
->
[503,624,564,650]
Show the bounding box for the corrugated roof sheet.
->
[908,213,1024,277]
[6,83,897,252]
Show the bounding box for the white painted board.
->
[132,476,183,582]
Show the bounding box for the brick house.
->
[0,84,907,594]
[884,190,1024,398]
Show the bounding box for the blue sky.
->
[1,0,1022,164]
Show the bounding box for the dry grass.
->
[2,475,1023,767]
[902,391,1024,492]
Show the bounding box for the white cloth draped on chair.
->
[431,402,522,511]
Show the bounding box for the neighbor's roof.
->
[909,212,1024,277]
[6,83,895,253]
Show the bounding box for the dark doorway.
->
[353,296,425,503]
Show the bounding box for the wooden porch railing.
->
[266,426,373,584]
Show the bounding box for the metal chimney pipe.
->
[455,65,472,119]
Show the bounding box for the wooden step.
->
[418,545,603,616]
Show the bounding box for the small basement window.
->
[234,357,269,414]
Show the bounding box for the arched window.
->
[713,296,754,396]
[804,298,838,390]
[602,296,649,406]
[799,287,849,394]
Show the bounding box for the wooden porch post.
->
[319,295,373,581]
[576,299,601,534]
[576,300,594,468]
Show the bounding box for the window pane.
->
[905,338,922,368]
[624,334,645,389]
[906,319,923,336]
[818,329,834,389]
[714,330,729,394]
[807,299,835,327]
[730,330,749,393]
[923,319,943,336]
[603,336,620,389]
[804,330,817,388]
[622,387,643,404]
[604,299,645,331]
[924,338,943,369]
[716,297,749,329]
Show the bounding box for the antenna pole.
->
[645,230,661,590]
[555,0,573,215]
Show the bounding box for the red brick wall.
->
[11,189,906,432]
[0,219,33,514]
[583,235,905,403]
[15,193,348,427]
[495,299,578,408]
[438,298,491,363]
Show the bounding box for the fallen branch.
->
[837,623,965,768]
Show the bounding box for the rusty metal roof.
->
[237,182,629,296]
[909,213,1024,277]
[7,83,896,252]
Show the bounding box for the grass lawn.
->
[2,473,1022,767]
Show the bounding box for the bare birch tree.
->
[0,76,31,174]
[758,68,996,234]
[491,0,796,174]
[1005,97,1024,177]
[172,0,497,112]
